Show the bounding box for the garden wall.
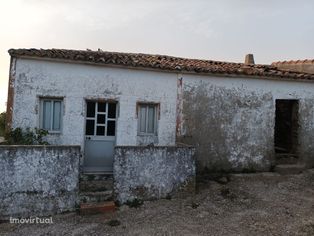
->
[0,145,80,219]
[114,146,195,204]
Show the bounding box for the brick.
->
[80,201,116,215]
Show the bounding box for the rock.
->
[118,205,129,212]
[216,176,229,184]
[197,211,210,218]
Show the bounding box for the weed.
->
[107,219,121,227]
[2,127,49,145]
[125,198,143,208]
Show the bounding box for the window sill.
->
[137,133,157,137]
[47,131,62,135]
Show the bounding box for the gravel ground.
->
[1,169,314,236]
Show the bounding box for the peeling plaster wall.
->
[178,75,314,171]
[0,145,80,219]
[113,146,195,204]
[10,58,314,172]
[11,58,177,148]
[298,99,314,167]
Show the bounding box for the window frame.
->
[39,98,63,133]
[137,103,158,136]
[85,100,117,137]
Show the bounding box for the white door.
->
[84,101,117,172]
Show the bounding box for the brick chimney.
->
[245,54,255,65]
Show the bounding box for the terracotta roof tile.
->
[8,48,314,80]
[272,59,314,65]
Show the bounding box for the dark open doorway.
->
[275,99,299,157]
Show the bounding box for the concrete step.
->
[274,164,305,175]
[80,172,113,181]
[79,179,113,192]
[80,201,116,215]
[276,154,299,165]
[80,190,113,203]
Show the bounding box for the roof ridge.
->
[9,48,245,66]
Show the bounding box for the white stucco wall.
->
[180,74,314,170]
[11,57,314,170]
[11,58,178,148]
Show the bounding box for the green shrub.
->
[3,127,49,145]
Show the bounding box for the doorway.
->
[274,99,298,156]
[84,100,117,173]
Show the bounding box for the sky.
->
[0,0,313,112]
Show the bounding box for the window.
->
[138,104,158,135]
[85,101,117,136]
[40,99,63,132]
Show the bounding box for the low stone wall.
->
[0,145,81,219]
[113,146,195,204]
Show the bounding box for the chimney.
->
[245,54,255,65]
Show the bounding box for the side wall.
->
[113,146,195,203]
[177,75,314,171]
[11,58,177,148]
[275,62,314,75]
[0,146,80,219]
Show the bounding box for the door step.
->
[80,179,113,192]
[274,164,305,175]
[79,174,114,204]
[276,154,298,165]
[80,173,113,181]
[80,190,113,203]
[80,201,116,215]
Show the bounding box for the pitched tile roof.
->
[272,59,314,65]
[8,48,314,80]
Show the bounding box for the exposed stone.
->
[179,80,274,172]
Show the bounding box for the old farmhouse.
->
[6,49,314,173]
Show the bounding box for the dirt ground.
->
[1,169,314,236]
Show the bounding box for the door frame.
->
[83,99,118,173]
[274,99,299,156]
